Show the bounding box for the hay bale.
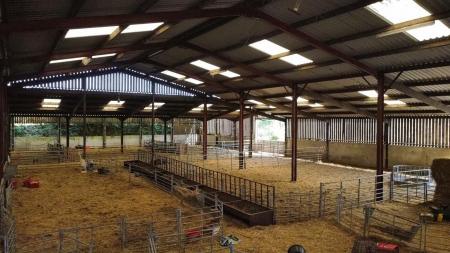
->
[431,159,450,206]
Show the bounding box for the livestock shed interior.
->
[1,0,450,252]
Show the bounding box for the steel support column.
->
[82,77,87,159]
[170,118,174,144]
[0,82,6,167]
[139,117,143,147]
[284,119,288,156]
[164,119,167,145]
[57,117,61,145]
[376,74,385,201]
[239,93,245,169]
[102,118,106,148]
[120,118,124,153]
[233,121,237,144]
[215,118,219,145]
[10,116,14,151]
[203,98,208,160]
[325,120,330,162]
[65,116,70,155]
[248,109,253,158]
[291,84,298,182]
[151,85,155,165]
[384,120,389,171]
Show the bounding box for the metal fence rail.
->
[336,204,450,253]
[137,150,276,210]
[9,150,79,165]
[275,167,435,224]
[275,191,321,223]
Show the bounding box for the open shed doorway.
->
[255,118,285,142]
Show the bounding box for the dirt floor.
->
[223,217,356,253]
[12,161,187,252]
[13,148,447,253]
[11,157,358,253]
[183,154,377,193]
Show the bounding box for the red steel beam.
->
[0,7,250,34]
[239,93,244,169]
[203,97,208,160]
[291,83,298,182]
[375,73,385,201]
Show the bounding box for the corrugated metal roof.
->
[190,17,276,51]
[413,83,450,92]
[278,62,359,81]
[397,66,450,81]
[151,47,203,66]
[261,0,358,25]
[7,0,72,21]
[78,0,143,17]
[6,0,450,117]
[364,45,450,71]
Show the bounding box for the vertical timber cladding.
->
[287,117,450,148]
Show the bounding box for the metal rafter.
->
[238,10,450,67]
[254,10,378,77]
[217,0,381,53]
[143,59,293,119]
[183,43,374,117]
[122,0,270,68]
[82,0,161,66]
[41,0,87,72]
[0,7,250,33]
[119,0,224,63]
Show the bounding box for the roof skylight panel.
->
[280,54,313,66]
[367,0,450,41]
[247,100,264,105]
[367,0,430,24]
[144,102,165,110]
[220,70,240,78]
[190,60,220,71]
[161,70,185,79]
[185,78,203,85]
[92,53,117,59]
[407,21,450,41]
[358,90,379,98]
[385,100,406,105]
[308,103,324,108]
[285,96,309,103]
[122,22,164,33]
[49,57,85,64]
[249,39,289,56]
[65,26,119,38]
[43,98,61,104]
